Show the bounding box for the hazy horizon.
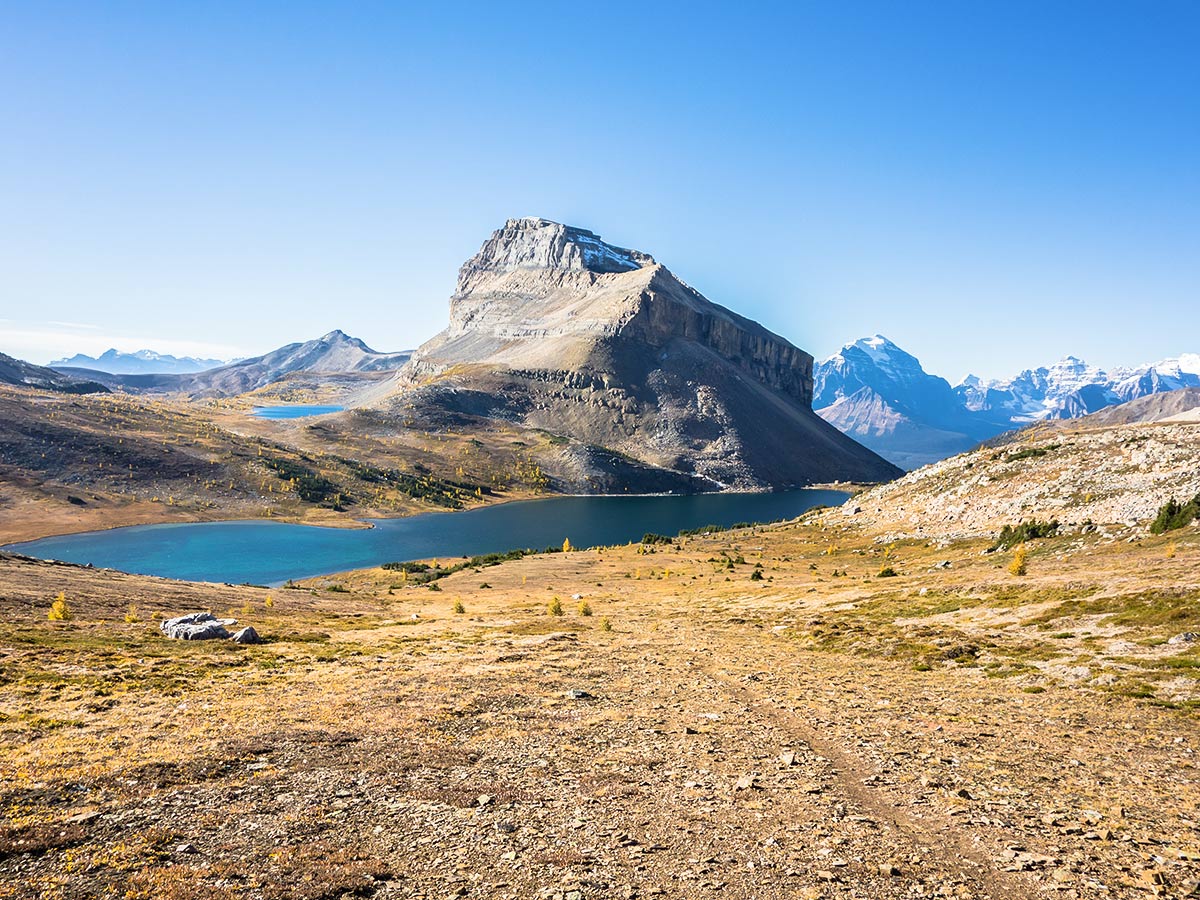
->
[2,3,1197,380]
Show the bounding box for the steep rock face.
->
[390,218,899,490]
[411,219,813,406]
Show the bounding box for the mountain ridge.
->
[53,330,412,398]
[50,348,225,375]
[0,351,110,394]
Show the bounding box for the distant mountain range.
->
[51,330,412,397]
[814,336,1200,468]
[49,348,224,374]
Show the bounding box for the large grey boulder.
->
[160,612,235,641]
[231,626,261,645]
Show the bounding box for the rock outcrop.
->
[386,218,901,490]
[160,612,235,640]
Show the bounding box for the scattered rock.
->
[1168,632,1197,645]
[565,689,595,700]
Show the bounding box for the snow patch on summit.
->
[572,232,643,273]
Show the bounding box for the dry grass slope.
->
[1,498,1197,898]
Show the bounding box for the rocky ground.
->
[1,501,1197,899]
[829,420,1200,541]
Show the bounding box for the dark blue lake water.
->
[251,405,345,419]
[5,490,846,586]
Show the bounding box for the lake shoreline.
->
[0,481,870,547]
[5,489,852,586]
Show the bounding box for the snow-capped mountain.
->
[50,348,224,375]
[815,337,1200,470]
[813,336,992,470]
[958,355,1200,423]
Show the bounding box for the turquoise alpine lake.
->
[5,490,847,586]
[251,405,345,419]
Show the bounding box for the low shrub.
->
[1150,494,1200,534]
[992,518,1059,551]
[48,592,71,621]
[1009,544,1029,576]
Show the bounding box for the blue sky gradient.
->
[1,2,1197,379]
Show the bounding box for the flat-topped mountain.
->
[389,218,900,489]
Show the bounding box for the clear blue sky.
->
[2,1,1197,380]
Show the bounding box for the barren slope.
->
[1,503,1197,899]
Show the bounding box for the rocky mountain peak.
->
[391,218,901,489]
[455,218,656,295]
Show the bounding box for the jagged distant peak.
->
[50,348,225,374]
[823,334,909,364]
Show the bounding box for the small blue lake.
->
[251,405,345,419]
[5,490,847,586]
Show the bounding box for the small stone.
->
[734,775,758,791]
[476,794,493,807]
[176,843,197,854]
[779,751,796,767]
[1168,632,1197,645]
[566,689,595,700]
[879,863,901,876]
[231,626,261,645]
